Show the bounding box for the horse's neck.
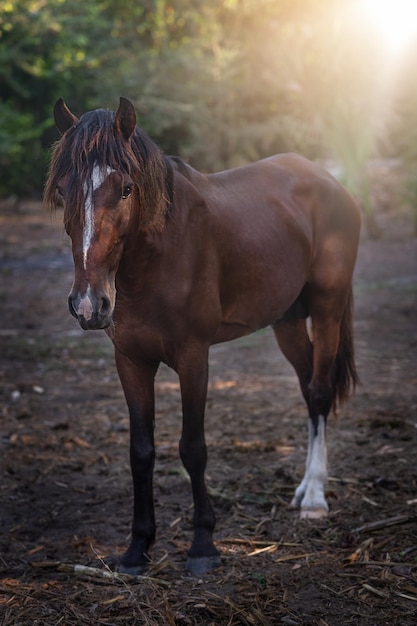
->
[169,158,209,191]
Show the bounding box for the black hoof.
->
[186,554,221,576]
[118,562,148,576]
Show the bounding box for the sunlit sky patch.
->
[361,0,417,57]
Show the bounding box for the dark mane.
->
[45,108,169,231]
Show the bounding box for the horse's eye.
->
[122,185,132,199]
[56,186,64,198]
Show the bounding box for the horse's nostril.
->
[68,295,78,319]
[99,296,111,316]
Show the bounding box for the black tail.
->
[332,287,359,411]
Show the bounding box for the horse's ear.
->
[54,98,79,135]
[114,97,136,141]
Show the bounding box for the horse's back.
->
[209,153,358,225]
[198,154,360,341]
[207,152,360,272]
[204,152,359,267]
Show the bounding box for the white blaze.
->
[82,165,115,269]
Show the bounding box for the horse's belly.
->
[213,283,300,344]
[212,320,256,344]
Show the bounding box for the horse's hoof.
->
[186,555,221,576]
[118,562,148,576]
[289,495,301,509]
[300,507,328,519]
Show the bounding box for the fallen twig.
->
[348,560,417,569]
[352,514,417,534]
[221,538,301,548]
[207,591,273,626]
[274,552,320,563]
[362,583,389,599]
[247,544,277,556]
[58,563,171,587]
[31,561,170,587]
[394,591,417,602]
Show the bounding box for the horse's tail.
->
[332,287,359,411]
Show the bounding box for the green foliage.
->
[0,0,416,200]
[0,0,113,195]
[393,42,417,231]
[0,100,48,196]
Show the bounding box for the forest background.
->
[1,0,416,216]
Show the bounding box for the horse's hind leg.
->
[275,282,356,519]
[272,317,313,406]
[273,317,329,518]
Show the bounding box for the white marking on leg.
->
[290,419,314,507]
[291,415,328,518]
[299,415,328,518]
[82,164,115,269]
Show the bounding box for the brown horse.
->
[45,97,361,576]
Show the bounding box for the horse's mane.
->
[45,108,169,231]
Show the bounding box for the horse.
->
[45,97,361,576]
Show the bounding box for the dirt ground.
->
[1,164,417,625]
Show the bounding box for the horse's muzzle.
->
[68,292,113,330]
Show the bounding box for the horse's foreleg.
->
[115,349,159,575]
[177,345,220,575]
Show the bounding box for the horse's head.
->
[45,98,168,330]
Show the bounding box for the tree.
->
[0,0,111,195]
[1,0,415,204]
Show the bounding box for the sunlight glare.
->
[362,0,417,56]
